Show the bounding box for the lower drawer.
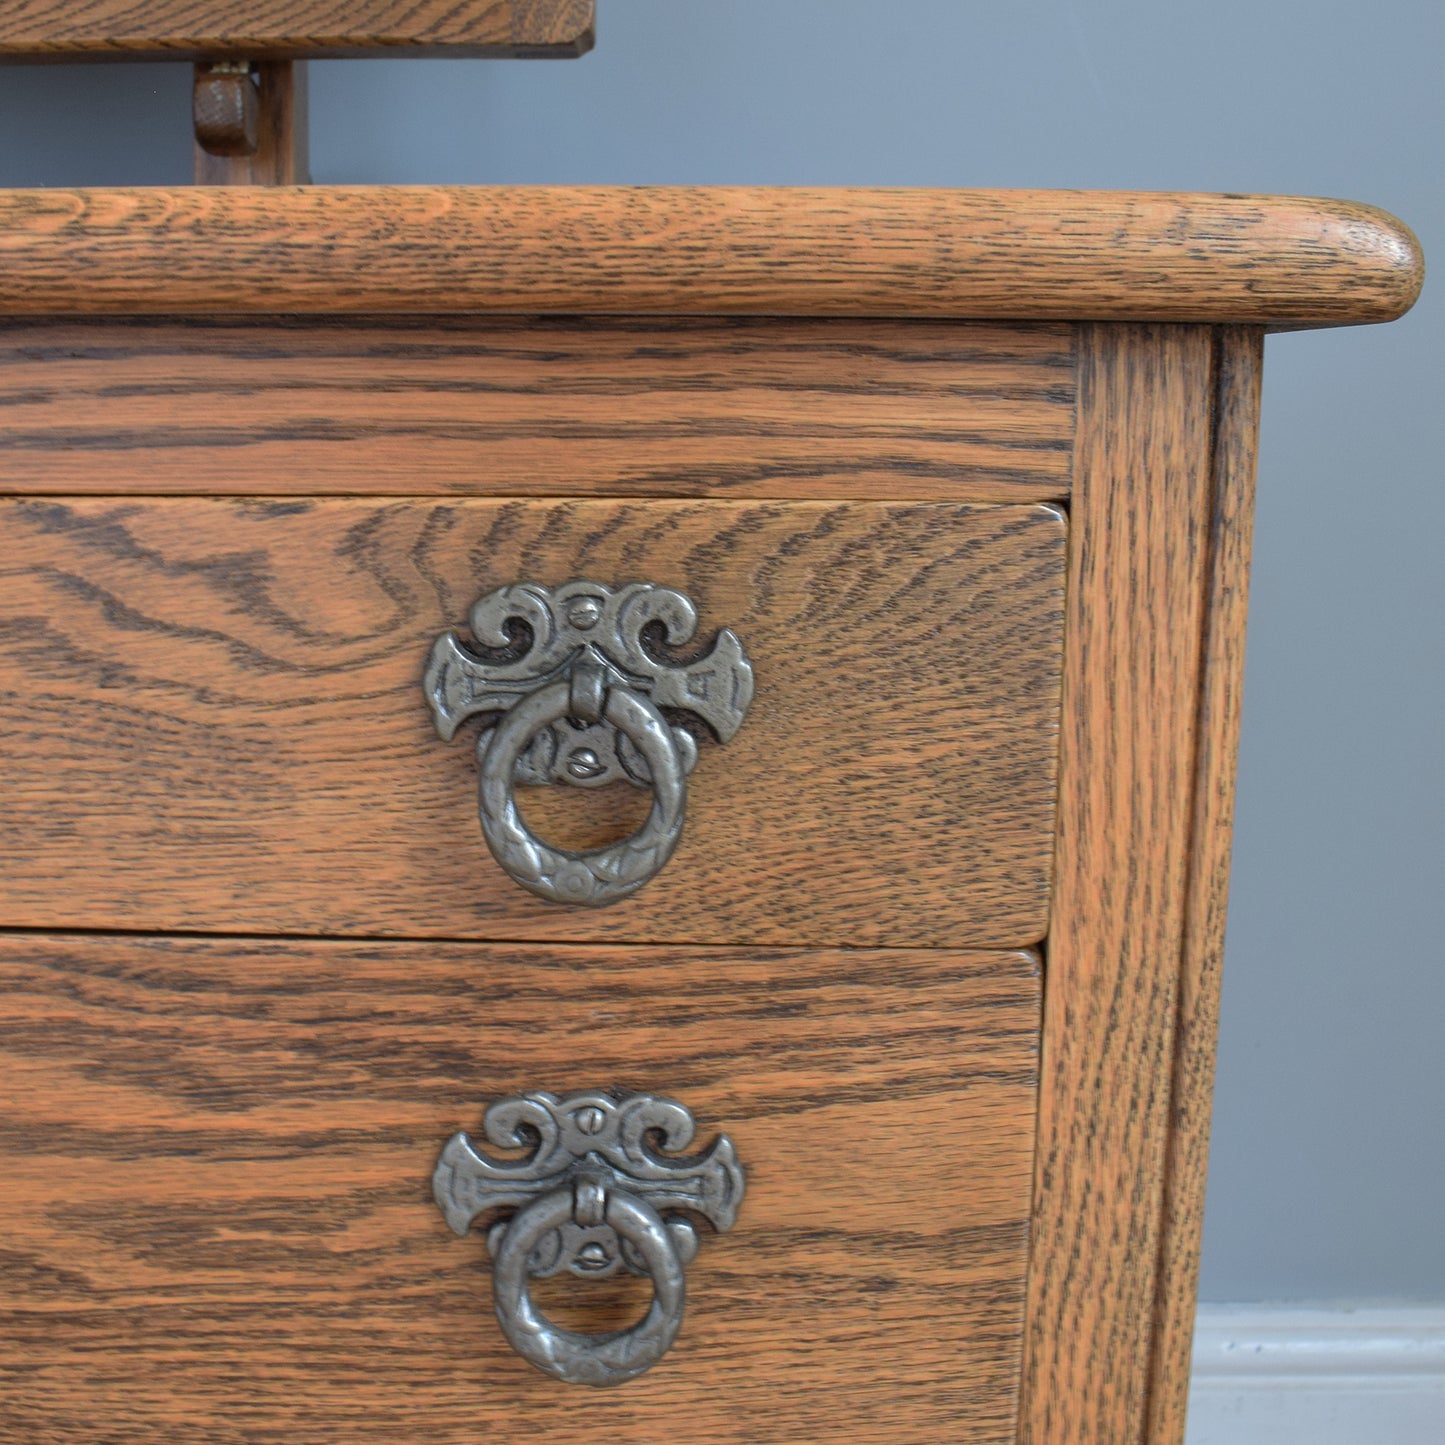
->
[1,935,1039,1444]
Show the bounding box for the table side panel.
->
[1020,323,1223,1445]
[1144,325,1264,1444]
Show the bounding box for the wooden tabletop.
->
[0,1,594,61]
[0,187,1421,328]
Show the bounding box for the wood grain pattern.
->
[0,497,1066,947]
[0,188,1421,328]
[0,317,1076,502]
[1018,325,1220,1445]
[193,61,309,186]
[0,0,594,60]
[1143,326,1263,1445]
[0,933,1040,1444]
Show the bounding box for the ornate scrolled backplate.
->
[434,1090,745,1386]
[423,581,753,905]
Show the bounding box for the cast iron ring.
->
[477,680,686,906]
[491,1185,687,1386]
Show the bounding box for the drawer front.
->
[0,317,1075,503]
[0,935,1040,1444]
[0,496,1066,947]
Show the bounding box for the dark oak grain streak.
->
[0,317,1076,502]
[0,496,1066,948]
[1019,324,1219,1445]
[0,933,1039,1444]
[0,188,1421,327]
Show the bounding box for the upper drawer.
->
[0,496,1065,947]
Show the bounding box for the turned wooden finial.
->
[192,61,309,186]
[193,63,259,158]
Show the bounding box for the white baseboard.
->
[1186,1305,1445,1445]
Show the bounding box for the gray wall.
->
[1,0,1439,1304]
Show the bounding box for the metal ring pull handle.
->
[424,581,753,906]
[434,1091,745,1388]
[477,669,686,906]
[491,1180,686,1385]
